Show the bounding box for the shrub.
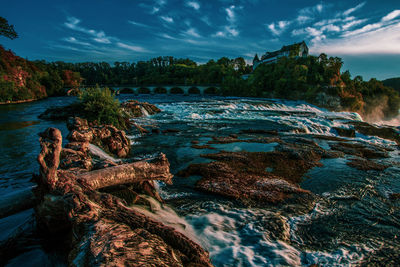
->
[79,87,127,129]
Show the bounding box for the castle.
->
[253,41,309,70]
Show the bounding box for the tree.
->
[0,17,18,39]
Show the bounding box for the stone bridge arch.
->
[170,87,184,94]
[118,87,135,94]
[154,87,167,94]
[188,87,200,94]
[204,86,218,94]
[138,87,151,94]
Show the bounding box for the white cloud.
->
[159,33,177,40]
[312,22,400,55]
[201,16,212,26]
[299,3,326,16]
[160,16,174,23]
[117,42,147,52]
[342,19,368,30]
[63,37,91,46]
[226,5,236,23]
[268,20,291,36]
[184,28,201,38]
[128,20,151,28]
[186,1,200,10]
[342,2,366,16]
[93,31,111,44]
[382,10,400,22]
[64,17,113,44]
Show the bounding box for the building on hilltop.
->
[253,41,309,70]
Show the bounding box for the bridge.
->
[106,85,220,95]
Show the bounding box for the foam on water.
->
[89,144,121,163]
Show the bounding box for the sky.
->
[2,0,400,80]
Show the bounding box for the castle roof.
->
[260,41,307,61]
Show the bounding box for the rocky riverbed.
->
[1,95,400,266]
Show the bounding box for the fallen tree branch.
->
[77,153,173,190]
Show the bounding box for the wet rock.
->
[350,121,400,145]
[192,144,215,150]
[38,105,81,121]
[67,117,131,158]
[330,142,389,159]
[67,116,89,131]
[240,129,278,135]
[93,125,131,158]
[346,158,389,171]
[122,100,161,117]
[152,128,161,134]
[178,149,324,203]
[333,127,356,138]
[67,129,94,143]
[390,193,400,200]
[162,129,181,134]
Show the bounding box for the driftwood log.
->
[35,127,213,266]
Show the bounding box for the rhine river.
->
[1,95,399,266]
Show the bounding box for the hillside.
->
[383,77,400,92]
[0,45,81,103]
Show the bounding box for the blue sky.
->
[2,0,400,80]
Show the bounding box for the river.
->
[1,95,399,266]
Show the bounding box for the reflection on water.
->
[0,121,40,131]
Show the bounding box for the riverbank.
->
[0,98,37,105]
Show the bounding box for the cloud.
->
[128,20,151,28]
[312,22,400,55]
[184,28,201,38]
[226,5,236,23]
[299,3,325,16]
[201,16,212,26]
[186,1,200,10]
[342,2,366,16]
[64,17,113,44]
[160,16,174,23]
[63,37,91,46]
[268,20,290,36]
[117,42,147,52]
[382,10,400,22]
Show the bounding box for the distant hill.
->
[383,78,400,92]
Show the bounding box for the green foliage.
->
[79,87,127,129]
[0,17,18,39]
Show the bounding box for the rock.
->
[330,142,389,159]
[67,129,94,143]
[121,100,161,117]
[390,193,400,200]
[162,129,181,134]
[67,117,89,131]
[67,117,131,158]
[93,125,131,158]
[152,128,161,134]
[346,158,389,171]
[38,105,81,121]
[333,127,356,138]
[350,121,400,145]
[192,144,215,150]
[240,129,278,135]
